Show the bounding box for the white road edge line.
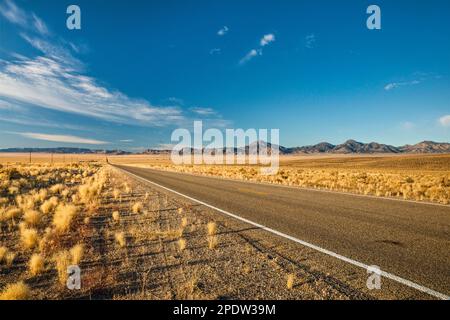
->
[115,166,450,300]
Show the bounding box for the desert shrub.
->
[29,254,45,276]
[20,227,39,250]
[70,244,84,265]
[0,282,30,300]
[207,222,217,236]
[52,204,77,233]
[115,232,126,247]
[132,202,143,214]
[23,210,42,226]
[54,251,71,285]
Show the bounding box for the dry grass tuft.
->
[207,235,218,250]
[132,202,143,214]
[20,227,39,250]
[0,246,7,263]
[29,254,45,276]
[5,252,16,267]
[70,244,84,265]
[40,196,59,214]
[286,274,295,290]
[181,217,188,228]
[52,204,77,233]
[115,232,126,248]
[23,209,42,226]
[112,211,120,222]
[178,238,187,251]
[207,222,217,236]
[113,189,120,200]
[0,282,30,300]
[54,251,71,285]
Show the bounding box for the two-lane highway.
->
[115,165,450,299]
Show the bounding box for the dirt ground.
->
[2,163,432,299]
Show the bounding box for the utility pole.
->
[29,151,31,164]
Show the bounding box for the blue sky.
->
[0,0,449,150]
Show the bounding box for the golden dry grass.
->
[28,254,45,276]
[0,281,30,300]
[178,238,187,251]
[207,222,217,236]
[54,251,71,285]
[70,244,84,265]
[287,274,295,290]
[115,232,126,248]
[119,154,450,204]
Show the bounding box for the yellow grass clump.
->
[40,196,59,214]
[29,254,45,276]
[70,244,84,265]
[123,183,131,194]
[5,208,22,221]
[0,282,30,300]
[5,253,16,267]
[181,217,188,228]
[115,232,126,248]
[113,189,120,200]
[50,184,64,195]
[20,227,39,250]
[207,222,217,236]
[54,251,71,285]
[112,211,120,222]
[207,235,218,250]
[52,204,77,233]
[178,238,187,251]
[287,274,295,290]
[0,246,7,263]
[132,202,143,214]
[23,209,42,226]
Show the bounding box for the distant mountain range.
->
[282,140,450,155]
[0,147,131,155]
[1,140,449,155]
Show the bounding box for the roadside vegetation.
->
[129,154,450,205]
[1,160,364,300]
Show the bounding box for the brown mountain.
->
[398,141,450,154]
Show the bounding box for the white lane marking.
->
[115,166,450,300]
[122,165,450,208]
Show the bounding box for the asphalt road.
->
[115,165,450,298]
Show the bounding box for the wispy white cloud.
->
[439,115,450,127]
[0,0,225,133]
[239,33,275,65]
[384,72,442,91]
[305,34,316,49]
[239,49,262,65]
[260,34,275,46]
[0,0,49,35]
[190,107,217,116]
[217,26,229,36]
[0,40,185,126]
[0,0,26,26]
[384,80,421,91]
[13,132,109,145]
[119,139,133,143]
[32,13,49,35]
